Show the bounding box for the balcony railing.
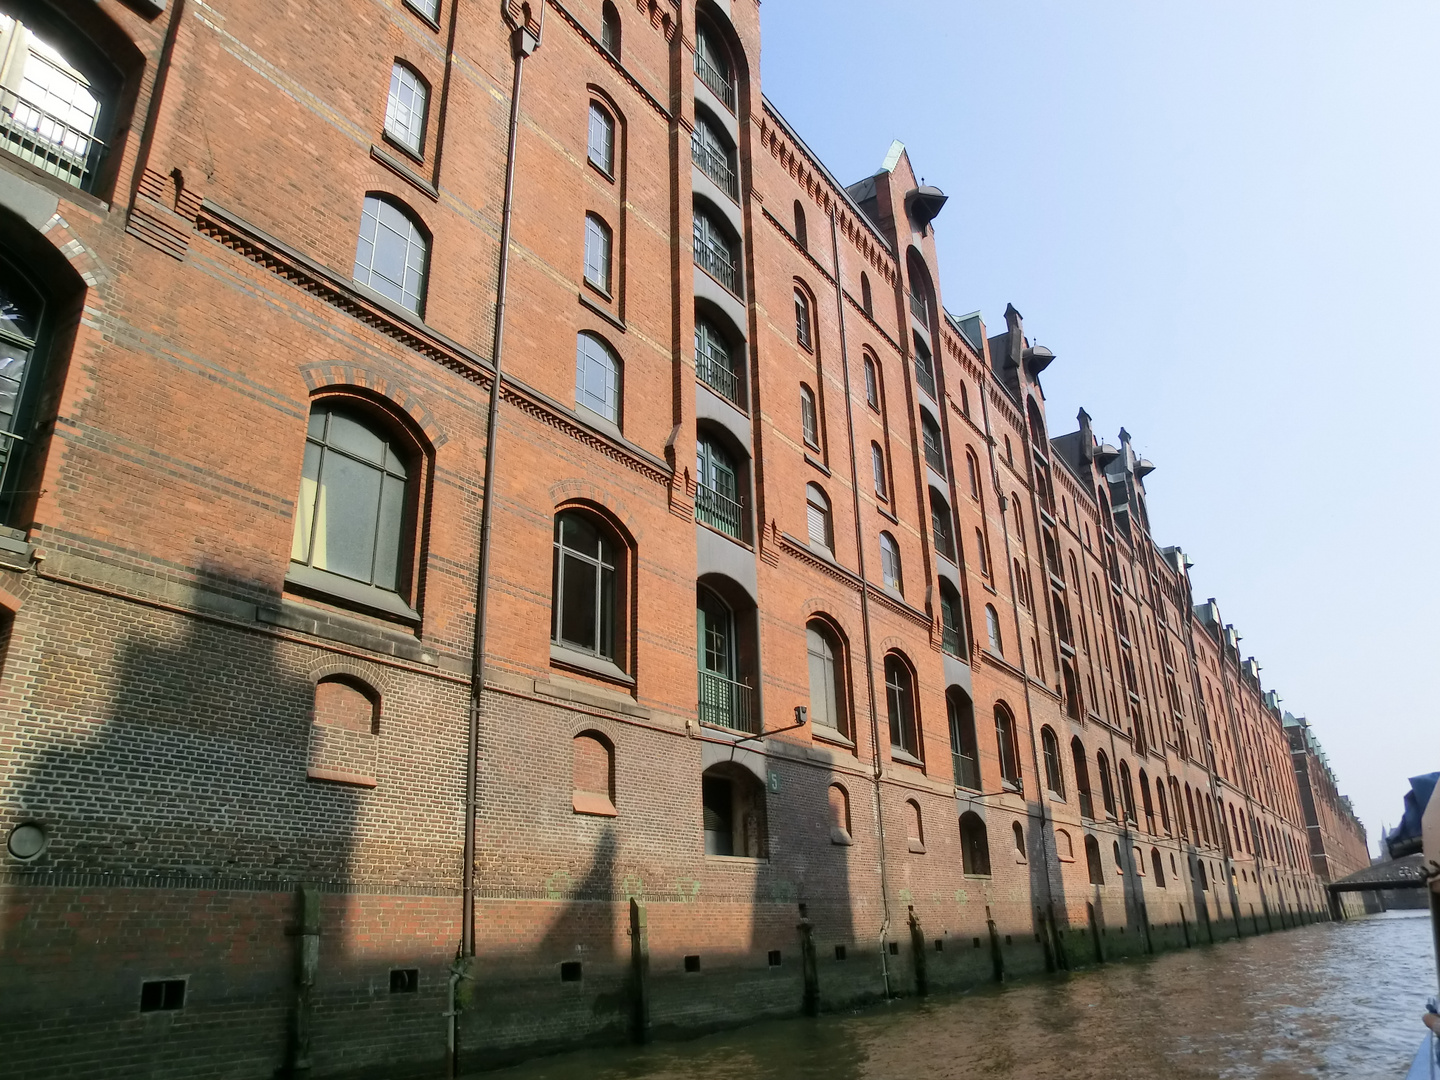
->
[953,752,980,791]
[923,435,945,474]
[698,669,756,733]
[914,356,936,400]
[691,135,738,200]
[941,619,964,658]
[694,53,735,110]
[694,239,738,294]
[909,291,929,328]
[697,352,743,409]
[695,482,743,539]
[0,92,103,190]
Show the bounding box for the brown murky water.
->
[486,910,1433,1080]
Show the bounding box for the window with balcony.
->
[930,489,955,562]
[884,653,920,759]
[0,15,109,192]
[584,213,612,295]
[289,400,420,619]
[353,195,430,315]
[575,332,621,426]
[921,411,944,474]
[908,283,928,329]
[800,384,819,449]
[551,510,623,665]
[879,531,902,593]
[794,287,812,350]
[694,23,734,110]
[697,585,753,733]
[0,254,46,519]
[948,689,980,790]
[806,618,849,739]
[939,580,964,658]
[805,483,831,550]
[694,315,742,407]
[588,101,615,175]
[383,62,428,157]
[695,434,743,540]
[691,112,736,198]
[1061,659,1081,720]
[994,702,1020,789]
[913,334,936,399]
[693,206,738,292]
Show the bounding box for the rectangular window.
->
[140,979,186,1012]
[404,0,439,22]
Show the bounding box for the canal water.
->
[484,910,1433,1080]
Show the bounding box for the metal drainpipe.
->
[976,366,1059,947]
[1211,643,1259,933]
[828,210,892,996]
[453,10,544,1076]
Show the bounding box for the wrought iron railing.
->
[914,356,936,400]
[0,92,103,190]
[695,482,743,539]
[909,291,929,328]
[694,53,735,110]
[691,134,738,199]
[694,238,738,293]
[953,752,980,791]
[696,352,743,408]
[698,669,756,733]
[923,434,945,474]
[942,618,963,658]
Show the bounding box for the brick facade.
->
[0,0,1364,1076]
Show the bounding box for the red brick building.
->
[0,0,1363,1076]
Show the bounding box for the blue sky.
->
[761,1,1440,854]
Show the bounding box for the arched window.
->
[694,315,742,406]
[884,653,919,758]
[921,410,944,473]
[572,731,616,816]
[384,62,429,156]
[1113,841,1124,875]
[994,703,1020,787]
[1013,821,1027,860]
[984,604,1002,655]
[947,689,980,789]
[1096,750,1117,818]
[805,483,832,550]
[693,205,738,291]
[1139,769,1156,833]
[793,200,808,250]
[697,585,751,731]
[930,489,955,561]
[860,272,873,316]
[601,1,621,56]
[1151,847,1166,886]
[871,442,888,500]
[0,253,55,515]
[691,110,737,198]
[879,531,902,593]
[1118,761,1137,824]
[1041,727,1064,798]
[551,510,622,663]
[702,763,766,856]
[800,384,819,448]
[695,434,742,539]
[1071,738,1094,819]
[584,213,613,294]
[575,332,621,425]
[863,356,880,410]
[1061,660,1081,720]
[290,400,418,614]
[906,799,925,852]
[1185,784,1200,842]
[1157,783,1171,834]
[354,195,429,315]
[939,580,964,658]
[1085,835,1104,884]
[959,812,991,876]
[1013,559,1028,608]
[959,381,971,417]
[0,15,108,191]
[1056,829,1074,862]
[313,676,379,734]
[828,783,851,842]
[806,618,848,736]
[975,528,990,577]
[588,101,615,175]
[694,22,734,110]
[794,287,812,350]
[913,333,936,399]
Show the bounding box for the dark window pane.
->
[559,551,598,651]
[599,564,616,660]
[326,410,387,465]
[372,473,406,590]
[314,450,382,581]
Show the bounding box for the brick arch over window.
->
[298,365,448,449]
[312,675,379,734]
[572,730,617,816]
[306,673,382,788]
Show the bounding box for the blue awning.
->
[1388,773,1439,858]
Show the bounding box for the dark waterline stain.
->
[477,911,1433,1080]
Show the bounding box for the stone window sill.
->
[550,644,634,687]
[890,748,924,768]
[812,725,855,749]
[285,564,420,623]
[573,791,618,817]
[830,828,853,846]
[307,767,377,788]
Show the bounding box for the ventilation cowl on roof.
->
[906,185,948,230]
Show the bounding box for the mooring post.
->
[1087,901,1105,964]
[286,883,320,1078]
[798,903,819,1015]
[1179,904,1191,948]
[629,898,650,1043]
[907,905,928,996]
[986,905,1004,983]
